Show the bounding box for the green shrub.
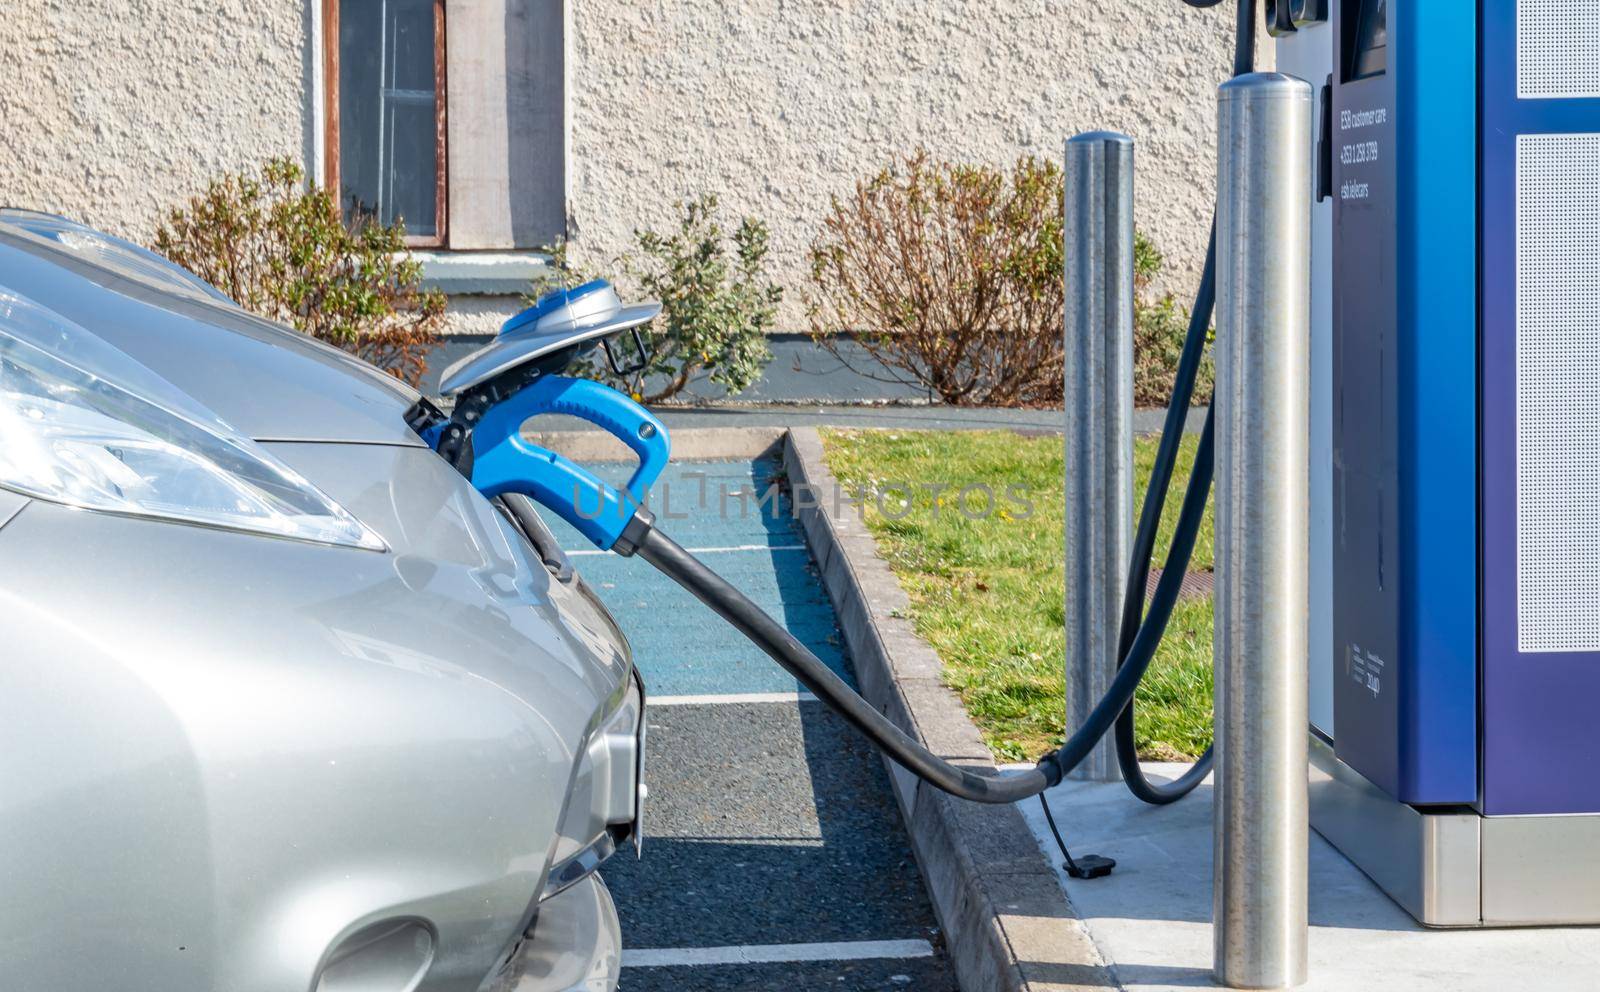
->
[807,151,1065,407]
[541,196,782,403]
[152,158,445,386]
[1133,231,1213,407]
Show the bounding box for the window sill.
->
[408,250,552,296]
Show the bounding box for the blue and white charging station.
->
[1281,1,1600,926]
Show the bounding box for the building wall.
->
[0,1,311,243]
[568,0,1257,329]
[0,2,1258,335]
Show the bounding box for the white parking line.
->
[622,938,935,968]
[649,691,820,706]
[566,543,807,556]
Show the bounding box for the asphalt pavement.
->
[542,457,958,991]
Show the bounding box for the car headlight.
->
[543,673,644,901]
[0,290,384,551]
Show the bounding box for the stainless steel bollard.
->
[1213,74,1312,990]
[1062,131,1135,783]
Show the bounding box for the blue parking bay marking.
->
[545,457,852,697]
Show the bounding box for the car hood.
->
[0,216,632,710]
[0,218,641,992]
[0,224,425,445]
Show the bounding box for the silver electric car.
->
[0,210,641,992]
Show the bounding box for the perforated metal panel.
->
[1517,134,1600,652]
[1519,2,1600,99]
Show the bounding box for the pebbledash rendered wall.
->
[0,2,312,248]
[0,1,1252,333]
[566,0,1253,326]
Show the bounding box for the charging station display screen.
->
[1346,0,1387,80]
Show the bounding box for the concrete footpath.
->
[1017,765,1600,992]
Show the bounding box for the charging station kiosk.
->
[1280,1,1600,926]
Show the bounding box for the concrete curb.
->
[782,427,1117,992]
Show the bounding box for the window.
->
[323,0,447,245]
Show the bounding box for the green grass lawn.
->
[822,428,1215,763]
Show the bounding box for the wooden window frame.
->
[322,0,449,248]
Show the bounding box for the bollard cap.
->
[1066,130,1133,146]
[1217,71,1314,103]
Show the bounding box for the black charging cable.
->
[608,0,1251,871]
[622,0,1246,808]
[1034,0,1258,873]
[1108,0,1256,807]
[620,412,1215,805]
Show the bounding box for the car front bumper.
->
[486,875,621,992]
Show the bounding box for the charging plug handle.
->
[452,375,670,551]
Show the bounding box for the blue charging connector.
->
[466,375,670,550]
